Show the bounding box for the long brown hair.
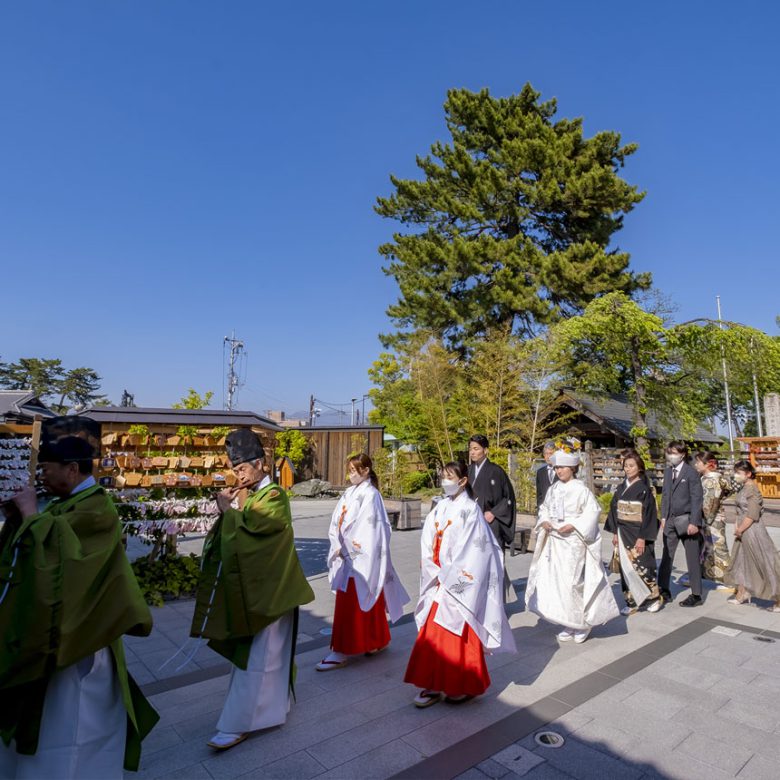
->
[348,453,379,489]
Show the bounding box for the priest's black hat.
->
[225,429,264,466]
[39,435,96,464]
[40,416,100,462]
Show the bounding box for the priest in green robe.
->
[190,429,314,750]
[0,427,158,779]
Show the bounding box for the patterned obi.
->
[617,500,643,524]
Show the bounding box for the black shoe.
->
[660,590,673,604]
[680,594,703,607]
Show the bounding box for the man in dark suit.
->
[468,435,517,603]
[657,441,704,607]
[535,441,558,510]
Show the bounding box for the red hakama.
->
[403,602,490,697]
[331,577,391,654]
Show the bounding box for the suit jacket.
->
[535,463,558,509]
[468,459,516,547]
[660,461,703,533]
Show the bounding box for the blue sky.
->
[1,1,778,417]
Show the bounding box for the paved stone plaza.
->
[126,499,780,780]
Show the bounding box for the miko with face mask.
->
[316,454,410,672]
[403,461,516,709]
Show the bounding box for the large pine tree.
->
[376,84,650,348]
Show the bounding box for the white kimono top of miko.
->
[526,479,619,630]
[416,491,516,654]
[327,479,410,621]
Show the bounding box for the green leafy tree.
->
[376,84,650,350]
[275,429,310,469]
[0,358,106,411]
[55,367,105,411]
[173,389,214,410]
[0,358,64,399]
[550,293,707,452]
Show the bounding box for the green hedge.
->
[131,553,201,607]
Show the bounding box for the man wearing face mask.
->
[657,441,705,607]
[190,429,314,750]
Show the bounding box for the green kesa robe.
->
[0,485,159,771]
[190,482,314,669]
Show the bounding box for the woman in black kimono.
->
[605,450,662,615]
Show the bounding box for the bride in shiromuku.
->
[525,440,619,644]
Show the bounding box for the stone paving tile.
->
[199,708,369,779]
[314,738,425,779]
[491,743,545,776]
[153,761,214,780]
[675,731,753,776]
[736,753,780,779]
[619,669,731,712]
[716,698,780,732]
[642,747,733,780]
[474,757,513,778]
[454,768,494,780]
[306,696,452,769]
[238,749,326,779]
[141,724,185,757]
[522,764,575,779]
[526,736,644,780]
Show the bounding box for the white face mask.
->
[441,479,461,497]
[734,472,747,484]
[666,454,684,467]
[348,472,365,486]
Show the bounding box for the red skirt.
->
[331,577,391,654]
[403,602,490,697]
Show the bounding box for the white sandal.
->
[413,690,443,708]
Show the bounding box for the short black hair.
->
[666,440,689,456]
[733,459,756,478]
[469,434,489,449]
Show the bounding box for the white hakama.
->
[216,611,294,733]
[0,648,126,780]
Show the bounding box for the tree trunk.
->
[629,338,649,451]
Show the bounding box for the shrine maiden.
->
[526,440,619,643]
[317,454,409,670]
[404,461,516,708]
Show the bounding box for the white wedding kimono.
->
[327,479,409,621]
[415,492,516,654]
[526,479,619,630]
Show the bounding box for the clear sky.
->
[1,1,778,416]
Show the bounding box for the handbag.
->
[609,546,621,574]
[672,514,692,535]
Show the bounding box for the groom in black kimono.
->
[468,435,517,602]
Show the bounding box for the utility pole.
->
[351,398,357,426]
[750,338,764,437]
[309,394,315,427]
[224,331,244,411]
[716,297,735,453]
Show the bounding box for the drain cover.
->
[754,635,776,644]
[534,731,565,748]
[319,628,333,636]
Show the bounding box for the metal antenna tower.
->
[224,331,245,411]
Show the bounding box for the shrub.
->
[596,491,614,520]
[402,470,433,494]
[131,553,202,607]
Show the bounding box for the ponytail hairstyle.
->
[442,460,475,499]
[348,452,379,490]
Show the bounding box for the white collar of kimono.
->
[70,475,96,495]
[254,475,271,492]
[445,489,470,506]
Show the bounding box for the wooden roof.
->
[77,406,283,431]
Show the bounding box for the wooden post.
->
[28,415,43,486]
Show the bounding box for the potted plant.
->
[127,424,150,447]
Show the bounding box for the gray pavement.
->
[127,499,780,779]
